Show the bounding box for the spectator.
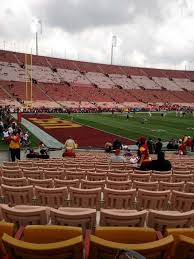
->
[104,141,112,153]
[2,128,9,143]
[112,139,122,150]
[147,137,155,154]
[110,149,126,162]
[186,136,192,152]
[9,131,21,162]
[149,151,171,171]
[137,136,151,170]
[64,136,77,151]
[62,150,76,158]
[155,138,162,154]
[192,137,194,152]
[178,139,187,155]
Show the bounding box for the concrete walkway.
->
[12,114,64,149]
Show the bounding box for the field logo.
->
[29,117,82,129]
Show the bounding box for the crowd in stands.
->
[1,103,194,114]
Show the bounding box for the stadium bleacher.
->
[0,50,194,108]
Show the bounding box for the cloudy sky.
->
[1,0,194,70]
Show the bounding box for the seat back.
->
[66,171,86,181]
[28,178,53,188]
[23,169,44,179]
[69,187,101,209]
[89,235,174,259]
[81,179,105,189]
[106,180,132,190]
[1,184,33,205]
[137,189,170,210]
[100,209,147,227]
[54,179,80,189]
[35,186,68,208]
[159,181,185,192]
[87,172,107,181]
[171,191,194,211]
[2,169,23,178]
[2,176,27,187]
[130,173,150,182]
[185,182,194,193]
[2,230,83,259]
[107,172,128,181]
[172,174,193,183]
[1,204,49,226]
[133,181,158,191]
[103,187,136,209]
[44,170,65,179]
[150,173,171,182]
[147,209,194,232]
[50,207,96,231]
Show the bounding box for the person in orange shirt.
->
[9,131,21,161]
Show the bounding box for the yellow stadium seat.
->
[89,228,174,259]
[95,226,157,243]
[0,221,14,258]
[165,228,194,259]
[2,225,83,259]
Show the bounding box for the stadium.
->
[0,1,194,258]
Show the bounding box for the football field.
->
[56,112,194,142]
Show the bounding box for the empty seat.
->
[2,169,23,178]
[23,169,44,179]
[35,186,68,208]
[103,187,136,209]
[150,173,171,182]
[100,209,147,227]
[28,178,53,188]
[185,182,194,193]
[66,171,86,181]
[165,228,194,259]
[159,181,184,192]
[107,172,128,181]
[137,189,170,210]
[147,209,194,232]
[54,179,80,189]
[89,226,174,259]
[81,179,105,189]
[172,174,193,183]
[50,207,96,231]
[106,179,132,190]
[87,172,107,181]
[173,170,191,174]
[1,184,33,205]
[69,187,101,209]
[2,176,27,186]
[44,170,65,180]
[133,181,158,191]
[0,204,49,226]
[2,225,83,259]
[171,190,194,211]
[130,173,150,182]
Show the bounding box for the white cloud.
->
[0,0,194,70]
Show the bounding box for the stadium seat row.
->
[0,221,194,258]
[1,185,194,211]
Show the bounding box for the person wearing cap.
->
[110,149,126,162]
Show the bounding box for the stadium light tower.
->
[111,35,117,65]
[31,18,42,55]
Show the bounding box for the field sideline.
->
[55,112,194,142]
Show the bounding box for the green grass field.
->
[56,112,194,142]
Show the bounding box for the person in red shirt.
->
[137,136,151,170]
[178,139,187,155]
